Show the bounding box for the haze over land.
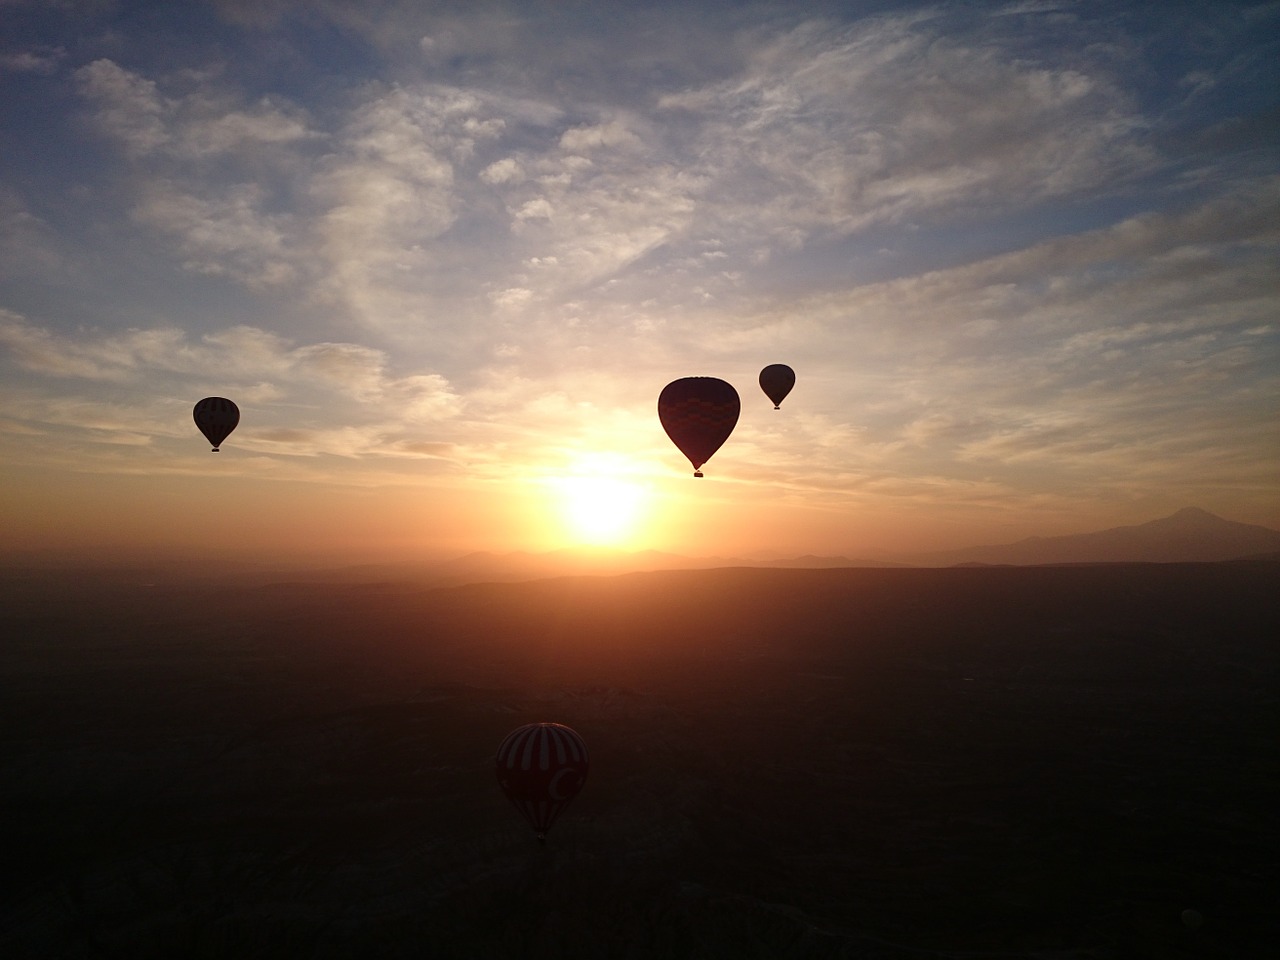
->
[1,1,1278,566]
[9,507,1273,591]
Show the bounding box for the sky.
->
[1,0,1278,564]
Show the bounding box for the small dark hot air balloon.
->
[658,377,740,477]
[496,722,589,841]
[193,397,239,452]
[759,364,795,409]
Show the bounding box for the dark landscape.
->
[2,560,1276,958]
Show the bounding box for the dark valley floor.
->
[1,562,1276,958]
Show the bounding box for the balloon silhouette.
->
[496,722,589,841]
[193,397,239,452]
[759,364,795,409]
[658,377,740,477]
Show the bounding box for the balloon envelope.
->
[759,364,795,409]
[193,397,239,451]
[658,377,740,477]
[495,722,589,839]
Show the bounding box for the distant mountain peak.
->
[1166,506,1221,521]
[911,508,1280,566]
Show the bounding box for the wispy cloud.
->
[657,13,1151,240]
[0,315,466,461]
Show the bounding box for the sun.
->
[550,474,649,548]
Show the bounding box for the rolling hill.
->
[906,507,1280,566]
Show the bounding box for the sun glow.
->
[550,473,649,547]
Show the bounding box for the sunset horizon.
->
[2,1,1277,569]
[4,501,1275,578]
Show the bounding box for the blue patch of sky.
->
[78,2,235,77]
[0,71,105,195]
[1125,4,1280,114]
[690,182,1201,300]
[0,233,286,337]
[229,15,388,106]
[4,0,385,105]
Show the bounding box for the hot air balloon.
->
[759,364,795,409]
[496,722,589,841]
[193,397,239,452]
[657,377,740,477]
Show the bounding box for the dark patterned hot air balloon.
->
[496,722,589,841]
[657,377,740,477]
[193,397,239,452]
[759,364,795,409]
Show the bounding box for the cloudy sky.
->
[2,0,1277,563]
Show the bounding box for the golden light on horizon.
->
[538,453,654,549]
[552,474,648,546]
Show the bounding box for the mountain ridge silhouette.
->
[13,508,1270,588]
[905,506,1280,566]
[304,507,1280,585]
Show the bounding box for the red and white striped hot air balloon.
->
[495,722,589,841]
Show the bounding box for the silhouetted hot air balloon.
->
[759,364,795,409]
[193,397,239,452]
[658,377,740,477]
[496,722,589,841]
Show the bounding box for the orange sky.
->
[6,453,1270,567]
